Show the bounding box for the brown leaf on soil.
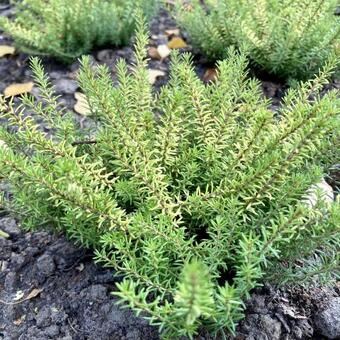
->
[26,288,43,300]
[74,92,91,116]
[148,47,160,59]
[165,28,180,37]
[157,44,171,59]
[0,288,43,305]
[168,37,187,49]
[203,68,218,83]
[4,82,34,97]
[148,69,166,84]
[13,291,24,301]
[0,45,15,58]
[149,45,171,60]
[13,315,26,326]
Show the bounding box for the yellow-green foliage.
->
[0,0,157,61]
[176,0,340,80]
[0,21,339,339]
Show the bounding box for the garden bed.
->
[0,3,339,340]
[1,215,339,339]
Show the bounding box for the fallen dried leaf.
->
[148,45,171,60]
[4,82,34,97]
[148,47,160,59]
[148,69,166,85]
[165,28,180,37]
[0,45,15,58]
[13,291,24,301]
[203,68,218,83]
[168,37,187,49]
[74,92,91,116]
[0,288,43,305]
[13,315,26,326]
[26,288,43,300]
[157,44,171,59]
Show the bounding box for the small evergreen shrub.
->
[175,0,340,80]
[0,0,157,61]
[0,20,339,339]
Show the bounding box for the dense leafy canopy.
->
[175,0,340,80]
[0,17,339,339]
[0,0,157,61]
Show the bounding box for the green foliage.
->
[175,0,340,80]
[0,0,157,61]
[0,21,339,339]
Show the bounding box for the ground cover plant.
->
[0,18,339,339]
[175,0,340,80]
[0,0,157,61]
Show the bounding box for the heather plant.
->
[0,20,339,339]
[175,0,340,80]
[0,0,157,61]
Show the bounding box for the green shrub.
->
[0,20,339,339]
[0,0,157,61]
[175,0,340,80]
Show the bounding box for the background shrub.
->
[0,20,339,339]
[175,0,340,80]
[0,0,157,61]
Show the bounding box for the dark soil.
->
[1,216,339,340]
[0,5,339,340]
[0,217,159,340]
